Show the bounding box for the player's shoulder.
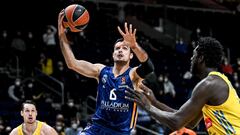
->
[129,67,137,74]
[41,122,57,134]
[192,77,212,94]
[205,74,227,89]
[193,75,225,95]
[9,127,18,135]
[95,63,105,70]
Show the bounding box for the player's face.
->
[113,41,133,63]
[190,46,199,75]
[21,104,37,124]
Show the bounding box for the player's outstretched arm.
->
[57,10,104,79]
[118,22,154,79]
[139,84,176,112]
[125,79,211,130]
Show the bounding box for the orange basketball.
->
[62,4,90,32]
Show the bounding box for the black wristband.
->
[136,58,155,78]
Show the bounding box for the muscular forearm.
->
[131,43,148,62]
[59,34,77,69]
[185,112,202,129]
[148,105,183,130]
[152,100,176,112]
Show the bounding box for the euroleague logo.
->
[204,117,213,129]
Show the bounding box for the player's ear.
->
[20,111,23,116]
[130,52,133,59]
[198,55,204,63]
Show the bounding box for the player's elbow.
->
[171,123,184,131]
[185,120,200,129]
[66,62,74,69]
[167,117,185,131]
[66,60,77,70]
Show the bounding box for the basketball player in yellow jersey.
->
[125,37,240,135]
[9,100,58,135]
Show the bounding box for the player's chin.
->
[115,60,128,64]
[27,121,35,124]
[27,119,35,124]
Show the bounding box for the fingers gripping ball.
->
[62,4,90,32]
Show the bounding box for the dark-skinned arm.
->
[139,83,176,112]
[126,79,211,130]
[139,83,203,128]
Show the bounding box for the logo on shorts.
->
[204,117,212,129]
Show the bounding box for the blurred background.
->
[0,0,240,134]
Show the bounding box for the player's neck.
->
[113,64,129,77]
[199,68,218,79]
[23,121,37,134]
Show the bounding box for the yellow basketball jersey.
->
[17,121,43,135]
[202,71,240,135]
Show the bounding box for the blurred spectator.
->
[233,57,240,75]
[175,38,188,55]
[38,52,53,75]
[42,25,57,59]
[156,74,165,101]
[221,57,234,82]
[11,31,26,53]
[163,75,176,98]
[0,117,5,134]
[10,31,27,70]
[55,114,66,135]
[162,74,176,108]
[8,78,24,102]
[25,31,39,76]
[62,99,78,121]
[0,30,10,50]
[0,30,11,65]
[221,57,233,75]
[55,121,65,135]
[232,72,239,83]
[183,71,192,80]
[65,118,83,135]
[234,81,240,96]
[52,60,67,83]
[5,126,12,135]
[0,117,11,135]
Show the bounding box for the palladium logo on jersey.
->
[100,100,129,112]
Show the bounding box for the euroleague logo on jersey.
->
[121,77,126,84]
[102,74,108,84]
[204,117,212,129]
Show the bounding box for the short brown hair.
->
[21,100,36,111]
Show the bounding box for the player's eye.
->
[123,47,128,50]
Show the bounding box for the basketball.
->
[62,4,90,32]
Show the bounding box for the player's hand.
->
[58,9,65,37]
[117,22,137,49]
[139,83,157,105]
[124,86,152,111]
